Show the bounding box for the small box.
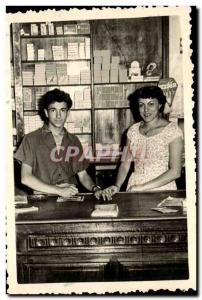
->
[102,56,110,67]
[79,42,85,59]
[48,23,54,35]
[101,68,110,83]
[94,75,102,84]
[40,24,47,35]
[31,24,38,36]
[63,24,77,35]
[38,49,45,60]
[110,68,118,83]
[56,26,63,35]
[77,22,90,34]
[94,56,102,64]
[119,68,127,82]
[94,50,102,57]
[101,50,110,57]
[111,56,120,65]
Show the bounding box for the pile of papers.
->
[152,196,186,214]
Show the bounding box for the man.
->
[15,88,101,197]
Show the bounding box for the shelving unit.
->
[11,17,169,168]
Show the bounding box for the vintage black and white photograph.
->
[6,6,196,294]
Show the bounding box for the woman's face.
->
[138,97,161,123]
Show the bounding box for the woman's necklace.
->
[140,120,163,136]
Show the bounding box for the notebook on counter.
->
[15,205,39,214]
[91,204,119,218]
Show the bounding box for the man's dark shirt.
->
[15,125,89,185]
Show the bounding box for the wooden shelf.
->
[22,59,91,63]
[20,33,90,39]
[24,108,92,112]
[73,132,91,135]
[94,80,160,85]
[22,84,91,87]
[94,107,129,110]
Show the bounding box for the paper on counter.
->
[151,207,178,214]
[57,196,84,203]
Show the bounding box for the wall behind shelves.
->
[169,16,184,118]
[93,18,163,77]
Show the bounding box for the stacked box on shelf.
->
[40,23,47,36]
[38,49,45,61]
[93,51,101,83]
[31,24,39,36]
[56,26,63,35]
[65,111,91,133]
[77,22,90,34]
[46,63,57,85]
[52,45,64,60]
[80,68,91,84]
[110,56,120,83]
[94,85,126,108]
[79,42,85,59]
[34,63,46,86]
[56,63,68,85]
[73,87,91,109]
[101,50,110,83]
[83,87,91,108]
[67,42,79,59]
[74,90,83,108]
[119,67,128,82]
[22,71,34,86]
[85,38,90,59]
[47,23,54,35]
[26,44,35,61]
[35,87,47,109]
[23,88,36,110]
[64,24,77,35]
[68,74,80,85]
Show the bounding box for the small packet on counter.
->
[15,195,28,204]
[91,204,119,217]
[57,196,84,203]
[152,207,178,214]
[157,196,185,207]
[15,205,39,214]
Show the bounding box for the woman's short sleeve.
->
[166,122,183,144]
[127,126,133,141]
[127,123,139,142]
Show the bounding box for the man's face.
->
[45,101,68,129]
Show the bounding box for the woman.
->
[100,85,183,201]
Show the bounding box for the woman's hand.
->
[99,185,120,202]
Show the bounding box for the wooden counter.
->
[16,190,188,283]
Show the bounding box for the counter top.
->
[15,190,186,224]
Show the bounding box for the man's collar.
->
[42,124,68,135]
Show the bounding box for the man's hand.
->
[57,184,78,197]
